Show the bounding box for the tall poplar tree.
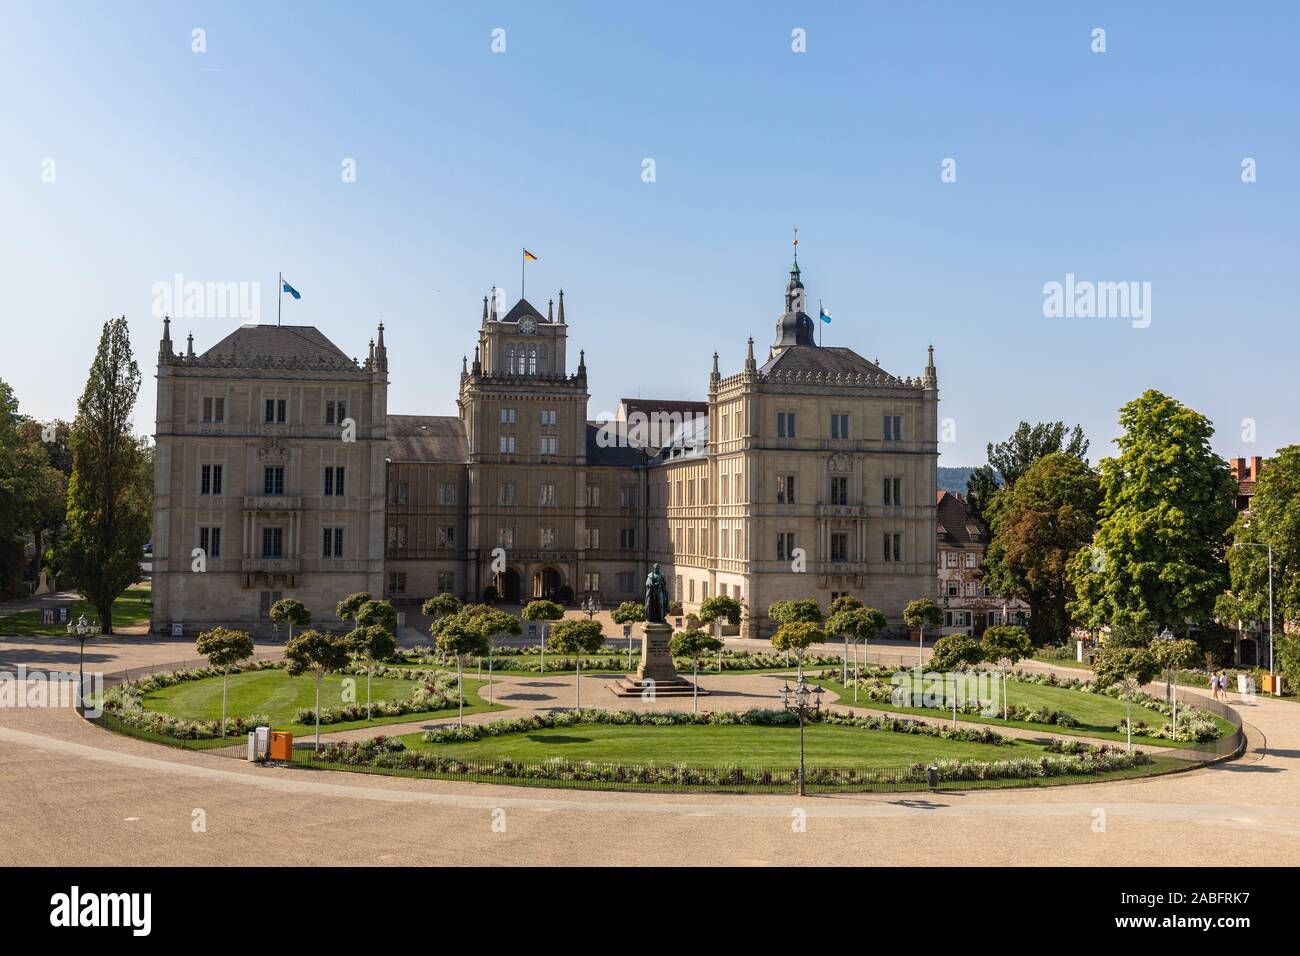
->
[58,317,151,633]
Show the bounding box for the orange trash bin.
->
[269,731,294,761]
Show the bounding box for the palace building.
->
[151,258,939,639]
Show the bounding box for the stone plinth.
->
[609,620,705,698]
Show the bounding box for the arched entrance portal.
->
[496,568,521,603]
[533,567,561,601]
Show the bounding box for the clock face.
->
[519,317,537,334]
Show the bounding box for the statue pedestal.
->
[609,621,705,699]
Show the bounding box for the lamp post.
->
[66,613,93,715]
[781,673,824,797]
[1156,627,1177,738]
[1234,540,1275,677]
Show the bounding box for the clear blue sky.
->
[2,1,1296,465]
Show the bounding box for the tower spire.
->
[547,298,554,322]
[557,289,566,323]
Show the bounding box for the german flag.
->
[523,249,538,261]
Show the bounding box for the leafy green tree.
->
[903,598,942,667]
[55,318,151,632]
[1277,630,1300,694]
[826,606,886,698]
[767,599,824,628]
[983,452,1101,644]
[194,627,254,736]
[355,598,398,633]
[771,621,824,675]
[980,624,1033,719]
[965,465,1001,524]
[697,594,742,634]
[434,618,490,725]
[929,634,984,672]
[1152,637,1202,739]
[547,618,606,709]
[827,595,864,617]
[335,592,372,626]
[609,600,645,625]
[522,599,565,672]
[669,628,723,712]
[347,624,397,720]
[1093,646,1161,751]
[987,421,1090,489]
[1068,391,1237,637]
[269,598,311,641]
[283,629,352,749]
[421,593,463,622]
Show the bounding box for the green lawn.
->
[0,587,153,636]
[400,721,1044,768]
[819,675,1235,748]
[141,668,503,735]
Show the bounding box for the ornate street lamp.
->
[581,595,599,622]
[781,673,824,796]
[66,613,93,715]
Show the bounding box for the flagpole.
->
[521,249,526,301]
[278,272,282,327]
[818,299,822,347]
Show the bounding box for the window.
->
[261,527,284,558]
[323,466,345,497]
[584,572,600,593]
[948,581,959,596]
[675,576,683,602]
[883,414,902,441]
[263,466,285,496]
[200,464,223,496]
[540,436,558,455]
[202,396,225,423]
[619,527,637,550]
[883,476,901,506]
[777,411,796,438]
[618,572,635,593]
[539,344,548,373]
[689,579,695,602]
[965,553,977,568]
[831,413,849,440]
[687,528,695,554]
[259,590,283,619]
[830,476,848,505]
[720,473,729,504]
[776,474,795,504]
[540,527,556,550]
[500,407,516,424]
[733,528,742,558]
[776,532,795,562]
[498,526,514,549]
[883,533,901,562]
[585,527,600,550]
[831,533,848,562]
[499,482,516,506]
[325,399,347,425]
[433,482,455,506]
[387,524,408,549]
[586,485,600,507]
[540,409,557,426]
[499,436,516,454]
[198,526,221,558]
[322,527,344,558]
[528,347,537,375]
[388,481,408,505]
[734,472,743,502]
[946,552,959,568]
[388,572,407,594]
[540,483,557,507]
[264,398,287,424]
[619,486,638,509]
[437,572,454,593]
[507,346,516,375]
[436,525,455,548]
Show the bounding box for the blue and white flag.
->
[282,278,301,300]
[819,304,832,324]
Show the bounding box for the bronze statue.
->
[644,562,670,623]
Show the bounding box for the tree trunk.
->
[366,664,372,720]
[457,657,464,725]
[315,673,322,750]
[693,660,699,713]
[221,666,229,737]
[98,600,113,635]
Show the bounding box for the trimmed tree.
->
[609,599,645,669]
[346,624,397,720]
[670,628,723,712]
[1093,646,1161,751]
[697,595,742,635]
[826,606,886,701]
[284,629,353,750]
[547,618,605,710]
[903,598,942,667]
[335,592,372,627]
[771,621,825,678]
[422,593,463,623]
[432,618,489,725]
[1152,637,1202,740]
[194,627,254,736]
[523,599,565,673]
[356,598,398,633]
[269,598,311,641]
[929,634,985,727]
[980,624,1033,720]
[57,317,151,633]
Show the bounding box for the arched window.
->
[528,347,537,375]
[539,344,548,375]
[507,345,515,375]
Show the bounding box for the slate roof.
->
[197,325,355,366]
[760,345,889,378]
[647,415,709,466]
[386,415,468,463]
[586,424,645,467]
[500,298,547,324]
[617,398,709,420]
[935,491,986,547]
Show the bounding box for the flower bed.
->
[294,672,460,725]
